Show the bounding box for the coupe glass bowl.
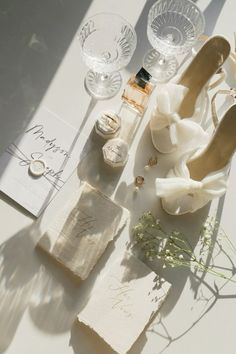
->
[78,13,137,99]
[144,0,205,82]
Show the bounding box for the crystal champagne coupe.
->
[144,0,205,82]
[78,13,137,99]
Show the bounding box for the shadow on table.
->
[149,274,236,354]
[127,0,156,73]
[0,221,39,353]
[70,320,147,354]
[70,321,117,354]
[0,215,82,350]
[203,0,226,36]
[0,0,92,155]
[28,250,82,334]
[77,129,124,197]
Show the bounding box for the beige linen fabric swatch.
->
[37,182,129,280]
[78,253,171,354]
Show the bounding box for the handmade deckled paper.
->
[78,253,171,354]
[37,182,129,280]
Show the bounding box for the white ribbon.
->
[151,83,205,147]
[156,171,227,204]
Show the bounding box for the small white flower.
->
[166,256,173,261]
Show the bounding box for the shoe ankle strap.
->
[211,88,236,127]
[207,67,226,91]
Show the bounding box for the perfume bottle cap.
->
[134,67,152,89]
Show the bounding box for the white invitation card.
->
[78,253,171,354]
[0,106,86,216]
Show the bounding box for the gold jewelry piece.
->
[144,156,158,170]
[134,176,145,191]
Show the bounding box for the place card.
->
[0,106,86,216]
[37,182,129,280]
[78,253,171,354]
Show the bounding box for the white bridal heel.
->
[156,104,236,215]
[150,36,231,153]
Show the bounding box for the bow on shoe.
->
[150,83,206,148]
[156,170,228,205]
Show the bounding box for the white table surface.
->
[1,0,236,353]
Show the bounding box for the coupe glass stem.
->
[157,54,166,66]
[143,49,178,83]
[85,70,122,99]
[98,73,110,86]
[100,73,109,80]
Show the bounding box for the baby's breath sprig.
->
[132,212,236,283]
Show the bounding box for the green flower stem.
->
[132,212,236,285]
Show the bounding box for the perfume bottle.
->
[121,67,154,115]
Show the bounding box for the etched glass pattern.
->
[147,0,205,56]
[78,13,137,99]
[144,0,205,82]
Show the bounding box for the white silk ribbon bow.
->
[156,164,228,214]
[156,172,227,200]
[152,83,203,146]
